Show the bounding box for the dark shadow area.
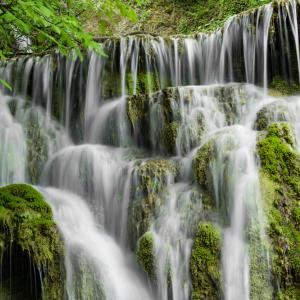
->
[0,243,42,300]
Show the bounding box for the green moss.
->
[136,231,156,278]
[190,222,222,300]
[269,76,300,97]
[258,123,300,297]
[126,87,183,154]
[126,94,147,126]
[136,159,178,195]
[0,184,64,299]
[277,287,300,300]
[257,123,300,194]
[127,72,159,95]
[255,106,272,131]
[161,121,179,154]
[101,71,122,100]
[193,140,214,192]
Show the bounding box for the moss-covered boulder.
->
[258,123,300,298]
[254,102,288,131]
[128,159,179,247]
[0,184,64,299]
[190,222,222,300]
[257,123,298,188]
[136,231,156,279]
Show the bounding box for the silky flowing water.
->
[1,1,300,299]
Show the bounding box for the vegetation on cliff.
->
[109,0,272,35]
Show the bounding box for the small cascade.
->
[151,183,202,300]
[42,144,133,242]
[0,95,26,186]
[211,126,258,300]
[42,188,153,300]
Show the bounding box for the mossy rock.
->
[136,231,156,279]
[126,87,183,154]
[254,102,288,131]
[258,123,300,297]
[127,94,148,126]
[269,76,300,97]
[193,140,214,193]
[135,159,179,196]
[190,222,222,300]
[0,184,64,299]
[257,123,299,193]
[128,159,179,246]
[161,121,180,154]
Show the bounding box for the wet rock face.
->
[0,184,64,299]
[127,159,179,248]
[126,84,256,156]
[254,103,287,131]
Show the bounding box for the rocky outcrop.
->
[0,184,64,299]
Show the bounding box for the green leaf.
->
[0,79,12,91]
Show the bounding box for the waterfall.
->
[1,0,300,299]
[41,188,153,300]
[0,96,26,185]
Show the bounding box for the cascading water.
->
[41,188,153,300]
[0,96,26,185]
[1,0,300,299]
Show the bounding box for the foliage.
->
[122,0,271,35]
[0,0,136,59]
[0,79,12,91]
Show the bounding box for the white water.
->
[42,188,152,300]
[42,144,133,242]
[213,126,259,300]
[0,96,26,185]
[151,183,202,300]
